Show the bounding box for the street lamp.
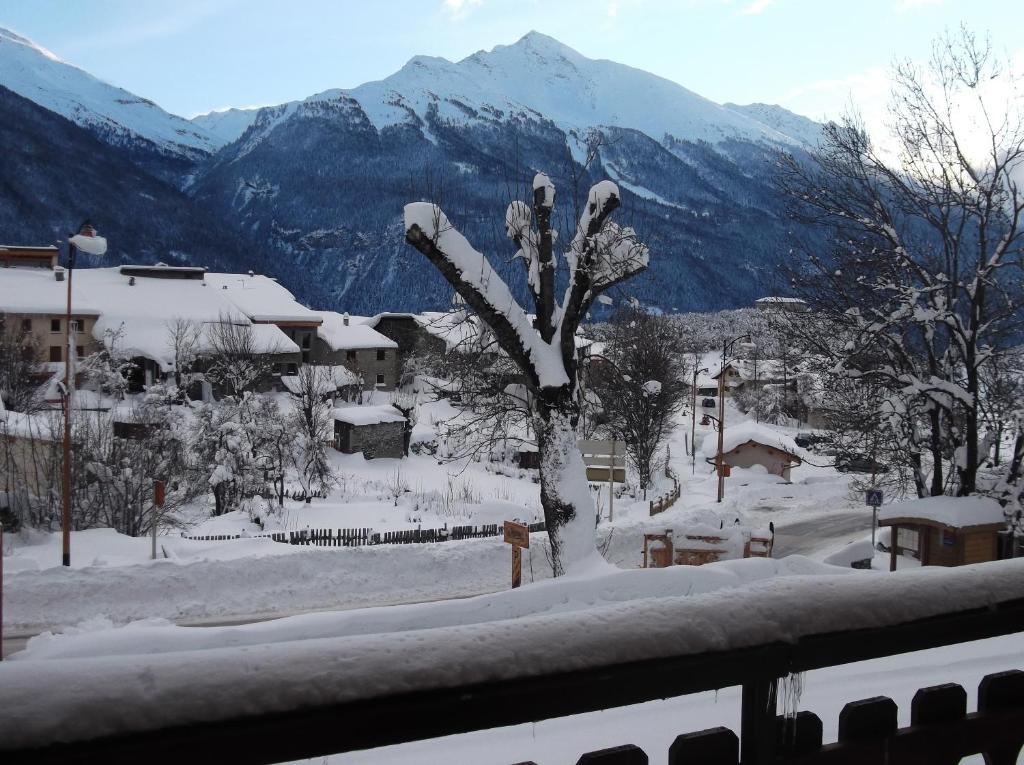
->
[61,221,107,567]
[716,334,754,503]
[690,365,709,475]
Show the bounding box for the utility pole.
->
[691,365,708,475]
[60,222,107,567]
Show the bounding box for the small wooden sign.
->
[154,479,166,507]
[504,520,529,590]
[503,520,530,549]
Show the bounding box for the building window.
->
[287,363,298,375]
[50,318,61,333]
[376,373,385,386]
[70,319,82,333]
[376,349,386,361]
[301,333,311,349]
[76,346,84,358]
[49,346,62,362]
[346,350,357,361]
[21,318,32,332]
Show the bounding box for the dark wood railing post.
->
[740,676,778,764]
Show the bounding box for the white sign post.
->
[579,439,627,522]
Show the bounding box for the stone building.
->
[313,312,399,391]
[332,406,407,459]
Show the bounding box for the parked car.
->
[834,453,888,474]
[701,398,717,408]
[795,432,828,449]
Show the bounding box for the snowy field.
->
[2,397,878,635]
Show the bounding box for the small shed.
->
[701,422,802,481]
[878,496,1006,571]
[332,406,407,459]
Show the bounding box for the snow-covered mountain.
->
[0,26,222,160]
[723,102,824,147]
[3,28,826,315]
[229,31,808,152]
[191,107,260,146]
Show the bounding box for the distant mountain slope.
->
[0,26,222,163]
[0,85,271,278]
[3,29,823,315]
[189,32,821,314]
[723,102,824,148]
[191,107,260,146]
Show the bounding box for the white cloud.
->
[442,0,483,18]
[738,0,776,16]
[894,0,943,12]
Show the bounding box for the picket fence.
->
[182,521,547,549]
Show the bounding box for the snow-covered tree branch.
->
[405,174,650,574]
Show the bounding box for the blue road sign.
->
[865,489,883,507]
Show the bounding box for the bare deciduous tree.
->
[779,27,1024,497]
[405,174,649,574]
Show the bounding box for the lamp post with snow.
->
[60,221,107,567]
[690,365,709,475]
[716,334,754,503]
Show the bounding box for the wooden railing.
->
[5,570,1022,765]
[649,470,681,516]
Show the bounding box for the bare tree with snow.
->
[405,174,649,574]
[779,28,1024,497]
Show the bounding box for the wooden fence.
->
[649,471,681,516]
[182,521,547,548]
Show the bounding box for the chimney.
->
[55,266,65,282]
[343,312,350,326]
[128,276,136,286]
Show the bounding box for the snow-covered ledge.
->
[1,559,1023,751]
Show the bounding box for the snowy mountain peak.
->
[0,26,223,158]
[0,26,62,62]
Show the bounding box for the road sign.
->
[503,521,530,589]
[503,520,530,549]
[579,439,627,521]
[865,489,883,507]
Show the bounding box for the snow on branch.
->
[405,202,568,389]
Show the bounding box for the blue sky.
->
[1,0,1019,124]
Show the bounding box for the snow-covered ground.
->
[1,394,877,634]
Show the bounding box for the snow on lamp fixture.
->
[60,220,107,567]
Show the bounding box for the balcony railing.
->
[2,560,1023,764]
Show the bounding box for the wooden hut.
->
[703,423,803,481]
[878,496,1006,571]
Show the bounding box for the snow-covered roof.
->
[878,496,1007,529]
[248,324,300,354]
[0,266,310,371]
[700,422,801,460]
[0,266,102,315]
[280,366,360,395]
[0,408,58,441]
[755,296,807,305]
[314,312,397,351]
[203,273,322,324]
[333,405,406,426]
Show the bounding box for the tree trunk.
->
[534,393,597,576]
[929,409,944,496]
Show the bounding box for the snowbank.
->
[13,556,847,663]
[0,558,1020,750]
[878,495,1007,528]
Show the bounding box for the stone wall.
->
[313,339,397,390]
[334,420,405,459]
